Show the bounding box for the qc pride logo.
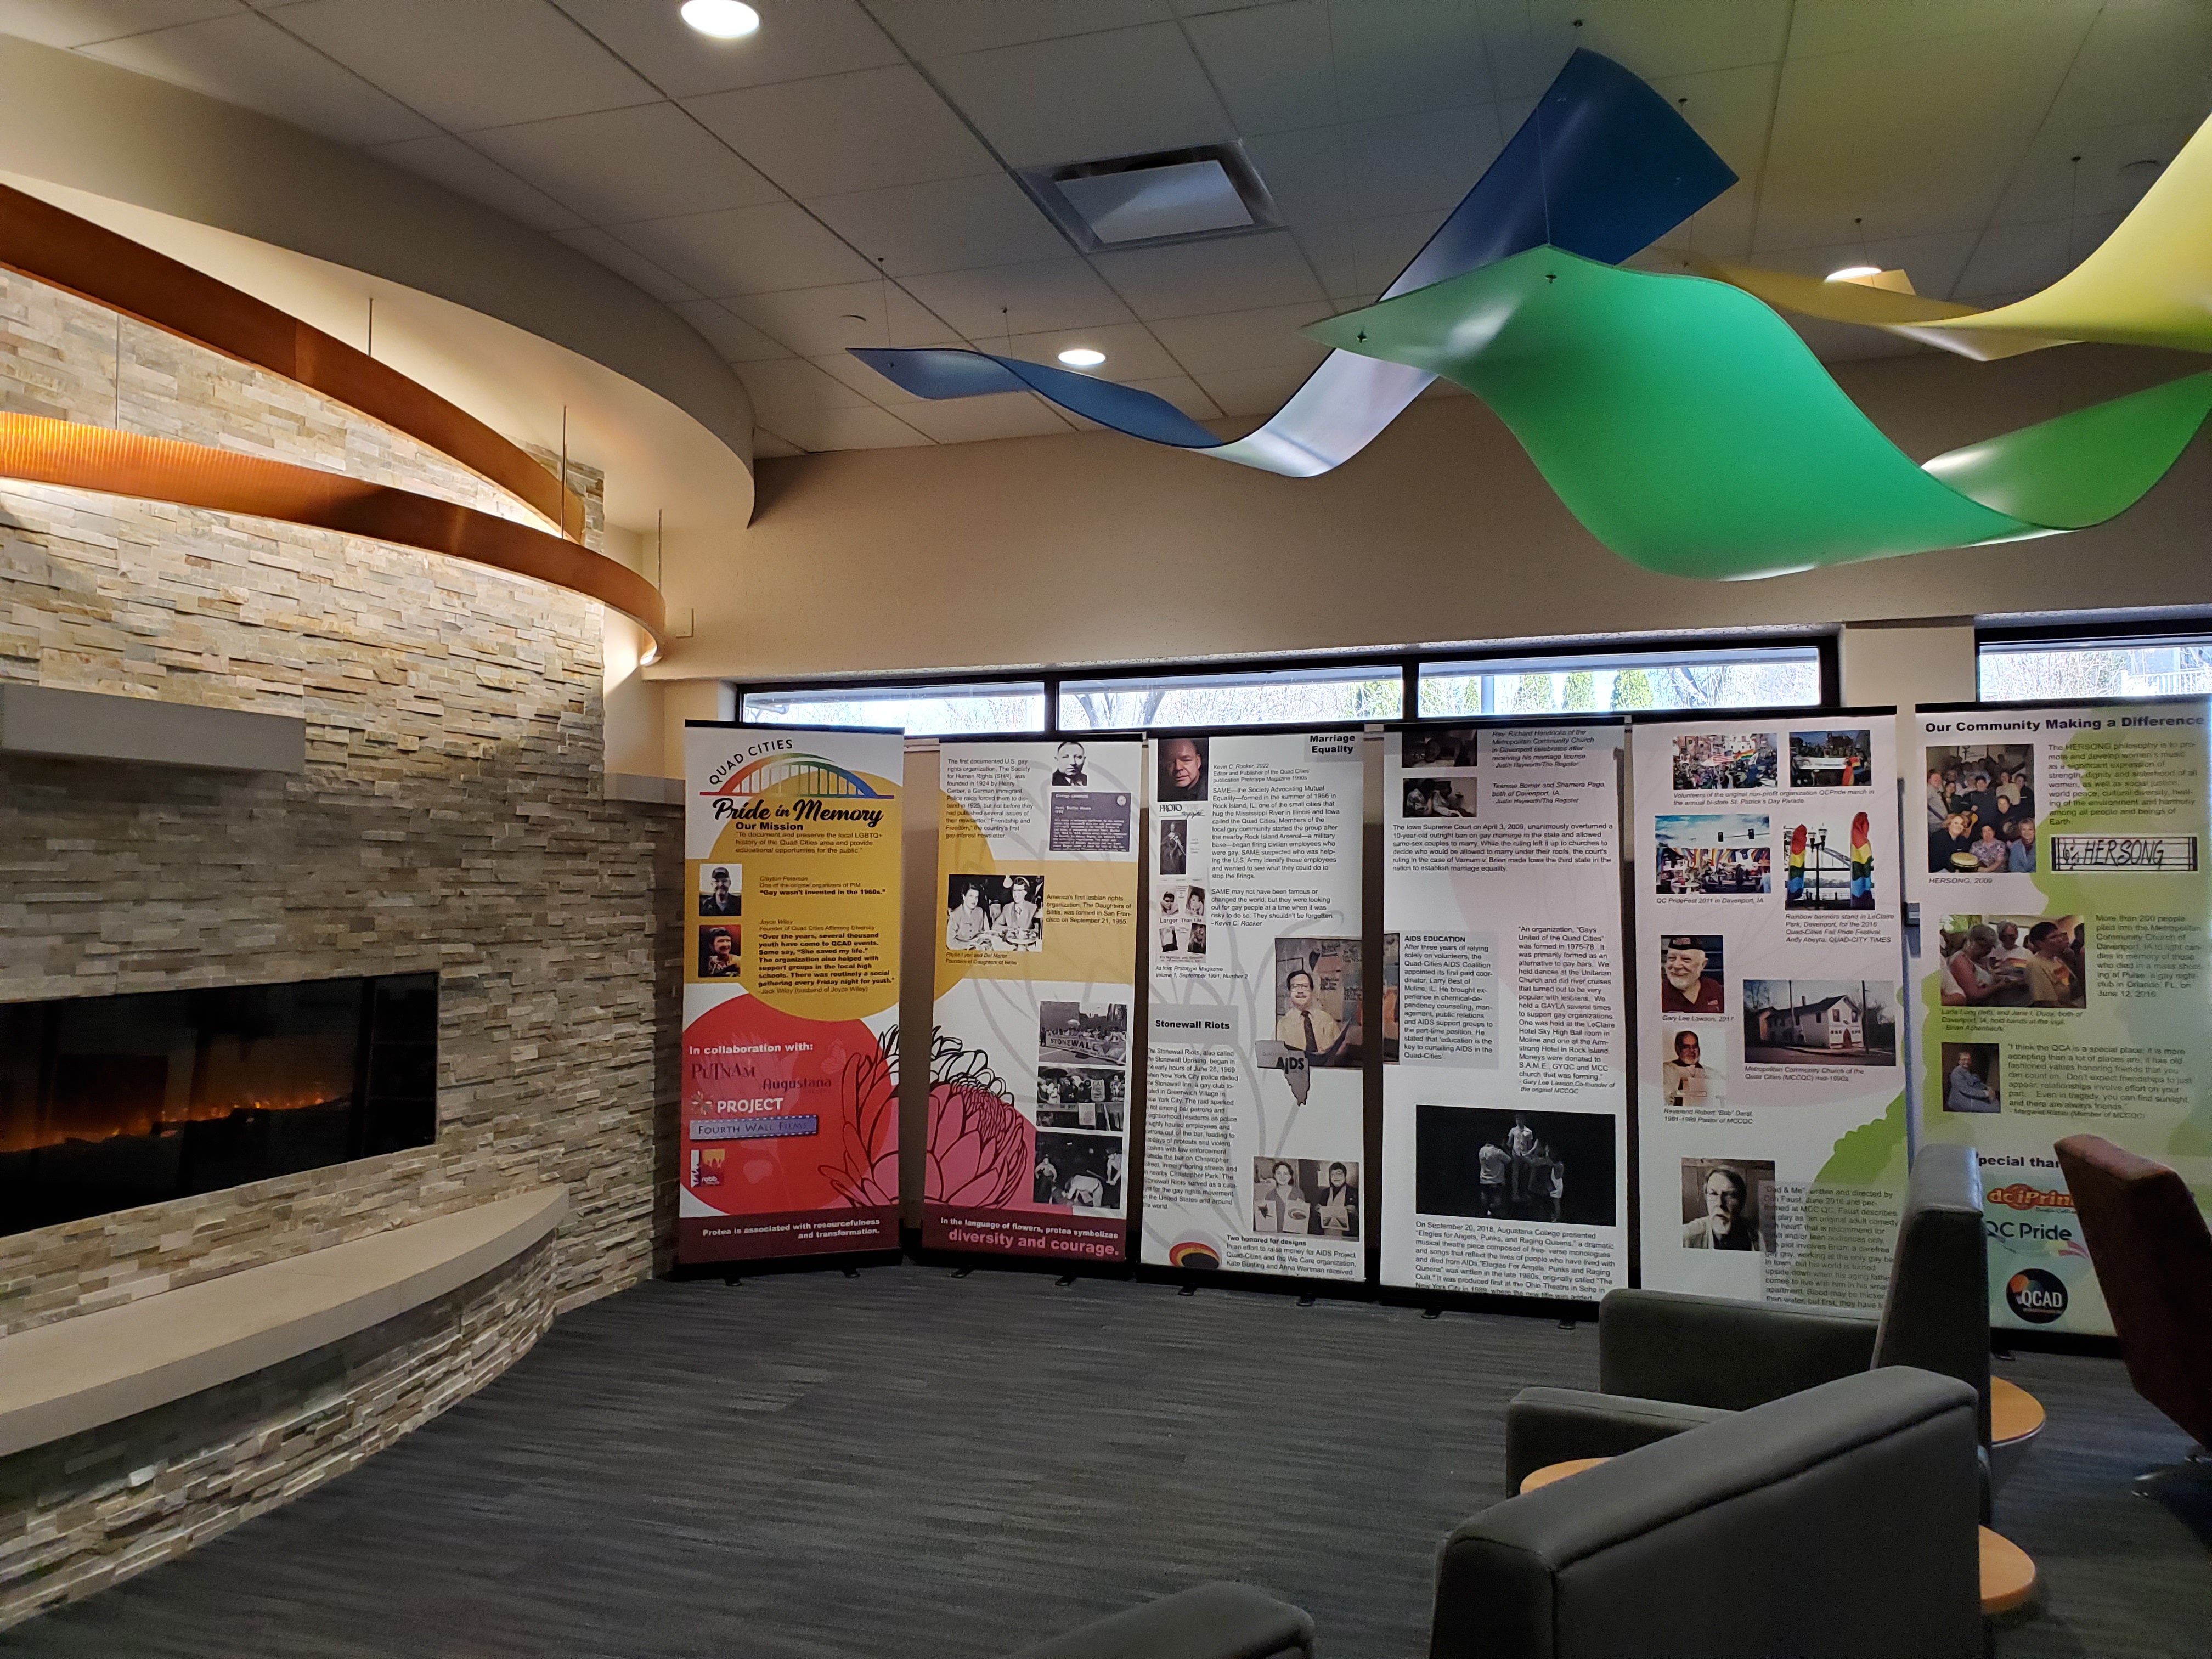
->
[2005,1268,2068,1324]
[1987,1183,2074,1212]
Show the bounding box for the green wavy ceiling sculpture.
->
[1308,249,2212,580]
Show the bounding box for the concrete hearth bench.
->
[0,1188,566,1458]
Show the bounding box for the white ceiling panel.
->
[752,426,805,458]
[901,257,1135,338]
[550,0,902,98]
[1191,361,1321,417]
[0,0,243,50]
[666,298,794,363]
[467,103,782,226]
[810,351,921,403]
[1187,0,1497,134]
[770,404,933,449]
[610,200,878,296]
[892,393,1076,443]
[81,12,438,144]
[1002,319,1186,381]
[1092,230,1325,319]
[550,225,702,302]
[725,281,962,358]
[1148,301,1335,374]
[865,0,1174,59]
[1477,0,1792,99]
[684,65,997,199]
[736,357,874,424]
[269,0,658,132]
[1954,211,2124,302]
[1119,373,1224,420]
[926,22,1236,167]
[1337,103,1502,219]
[369,133,588,232]
[806,172,1070,277]
[2047,2,2212,129]
[1243,125,1349,224]
[1786,0,2098,59]
[1989,118,2200,227]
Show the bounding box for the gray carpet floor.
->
[5,1265,2208,1657]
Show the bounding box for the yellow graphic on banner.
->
[934,791,1139,996]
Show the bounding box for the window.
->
[1058,664,1402,731]
[1978,634,2212,703]
[1417,645,1821,718]
[741,680,1046,736]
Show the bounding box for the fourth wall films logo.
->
[2005,1268,2068,1325]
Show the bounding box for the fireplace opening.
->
[0,973,436,1237]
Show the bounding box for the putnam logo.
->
[703,753,886,799]
[1167,1237,1222,1269]
[2005,1268,2068,1325]
[1987,1183,2074,1212]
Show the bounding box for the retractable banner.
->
[924,736,1142,1262]
[1910,698,2212,1336]
[679,724,904,1265]
[1139,729,1367,1279]
[1632,714,1907,1309]
[1380,721,1630,1299]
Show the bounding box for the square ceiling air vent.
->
[1021,143,1282,252]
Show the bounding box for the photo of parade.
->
[1672,731,1778,791]
[1680,1158,1776,1251]
[1742,979,1898,1065]
[1401,775,1475,817]
[1402,726,1480,769]
[1937,914,2087,1008]
[1032,1132,1123,1210]
[697,863,741,917]
[1251,1158,1362,1239]
[1788,729,1874,788]
[1926,744,2036,873]
[1038,1001,1129,1068]
[1655,814,1772,894]
[1659,935,1727,1014]
[1413,1104,1617,1227]
[1036,1067,1126,1131]
[1940,1043,2004,1114]
[1157,885,1207,956]
[1782,815,1876,910]
[1660,1027,1726,1108]
[944,873,1045,951]
[696,925,742,979]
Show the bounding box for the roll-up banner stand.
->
[1380,719,1632,1300]
[1909,697,2212,1336]
[678,723,905,1265]
[1631,711,1908,1310]
[1139,727,1368,1280]
[925,735,1144,1262]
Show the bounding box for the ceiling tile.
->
[809,351,922,403]
[269,0,658,131]
[1091,230,1325,319]
[1148,301,1335,374]
[737,357,873,424]
[608,201,877,296]
[1338,103,1503,218]
[1002,319,1186,380]
[551,226,702,303]
[1353,207,1448,290]
[1186,0,1497,134]
[926,22,1236,168]
[1288,219,1359,295]
[752,426,806,457]
[1786,0,2097,58]
[0,0,242,50]
[369,134,588,232]
[78,12,438,144]
[892,393,1076,443]
[1731,229,1982,298]
[769,405,934,449]
[549,0,902,97]
[466,103,781,225]
[901,257,1135,338]
[1118,373,1223,420]
[725,282,962,357]
[666,298,794,363]
[684,65,997,199]
[865,0,1173,58]
[1954,212,2124,303]
[805,173,1070,276]
[1478,0,1792,100]
[1190,361,1316,417]
[1988,117,2201,227]
[1244,126,1348,225]
[2047,1,2212,127]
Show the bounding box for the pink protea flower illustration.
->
[821,1034,899,1209]
[923,1030,1031,1209]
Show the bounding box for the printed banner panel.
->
[1380,721,1630,1299]
[1911,699,2212,1335]
[1139,730,1367,1280]
[1632,714,1907,1310]
[925,737,1142,1262]
[679,724,905,1264]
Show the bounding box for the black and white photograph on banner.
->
[1660,1028,1726,1107]
[1937,914,2086,1009]
[1672,731,1778,791]
[1402,775,1475,817]
[1659,934,1728,1014]
[1033,1132,1124,1209]
[1159,814,1191,876]
[697,863,742,917]
[944,873,1046,952]
[1403,726,1480,769]
[1680,1157,1776,1251]
[697,925,742,978]
[1788,729,1874,788]
[1050,738,1090,786]
[1251,1157,1362,1239]
[1655,813,1771,894]
[1039,1001,1129,1068]
[1413,1104,1618,1227]
[1742,979,1899,1065]
[1940,1042,2004,1114]
[1037,1066,1126,1131]
[1273,938,1362,1066]
[1782,814,1877,911]
[1157,735,1209,802]
[1157,884,1207,955]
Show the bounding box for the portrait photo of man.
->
[1660,935,1727,1014]
[1681,1159,1771,1251]
[698,866,741,917]
[1275,968,1344,1058]
[1158,736,1208,802]
[1051,740,1088,787]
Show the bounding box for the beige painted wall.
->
[653,342,2212,685]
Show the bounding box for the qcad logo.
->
[2005,1268,2068,1325]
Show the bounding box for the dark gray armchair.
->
[1506,1143,1990,1493]
[1007,1581,1313,1659]
[1435,1368,1984,1659]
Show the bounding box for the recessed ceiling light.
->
[681,0,760,40]
[1057,347,1106,368]
[1825,264,1883,283]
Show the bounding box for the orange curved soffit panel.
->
[0,180,589,540]
[0,413,664,647]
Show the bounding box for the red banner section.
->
[679,1210,897,1262]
